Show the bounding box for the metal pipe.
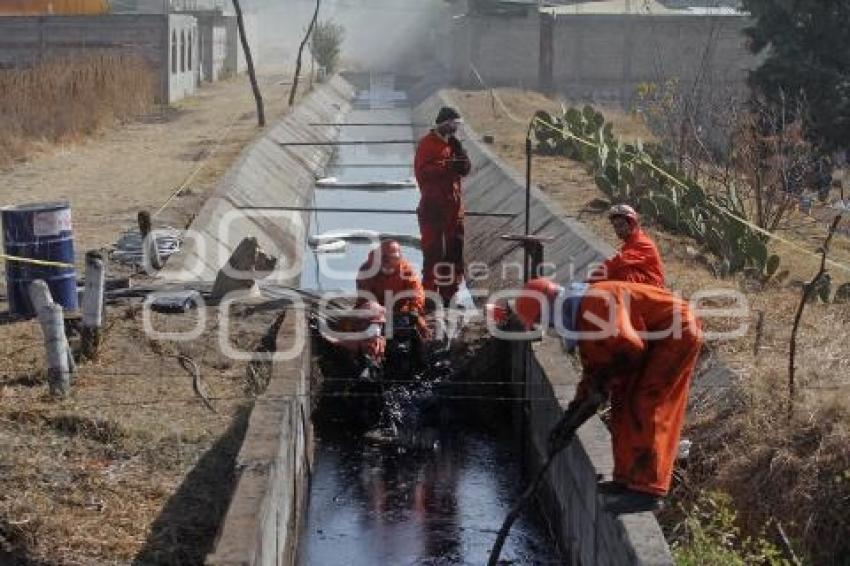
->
[236,206,517,218]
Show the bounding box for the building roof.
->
[541,0,746,16]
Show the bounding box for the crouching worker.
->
[514,278,702,513]
[322,299,387,377]
[588,204,665,288]
[356,240,431,341]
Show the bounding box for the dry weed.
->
[0,52,155,167]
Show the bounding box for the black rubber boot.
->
[597,480,627,495]
[602,489,664,514]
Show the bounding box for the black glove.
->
[447,135,465,155]
[447,137,469,173]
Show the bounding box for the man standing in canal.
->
[414,106,471,310]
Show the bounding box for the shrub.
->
[672,491,791,566]
[310,20,345,76]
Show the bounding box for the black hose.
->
[486,389,605,565]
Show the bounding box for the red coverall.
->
[414,131,471,304]
[356,255,426,314]
[573,281,702,495]
[589,228,666,288]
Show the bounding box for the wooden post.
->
[138,211,163,271]
[29,280,75,375]
[81,251,106,360]
[38,303,71,397]
[28,278,53,314]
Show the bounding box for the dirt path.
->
[1,72,294,276]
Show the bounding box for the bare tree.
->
[788,214,842,418]
[289,0,320,107]
[231,0,265,127]
[733,94,816,231]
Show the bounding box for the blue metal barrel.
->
[2,202,78,318]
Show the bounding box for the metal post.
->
[524,134,533,282]
[81,251,106,360]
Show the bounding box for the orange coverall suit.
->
[589,229,666,288]
[573,281,702,495]
[413,131,471,303]
[334,307,386,362]
[356,256,426,314]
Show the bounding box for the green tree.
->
[310,20,345,76]
[742,0,850,152]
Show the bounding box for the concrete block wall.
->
[164,76,355,284]
[447,9,755,104]
[450,8,541,89]
[0,14,166,68]
[548,14,754,104]
[0,14,200,103]
[206,308,313,566]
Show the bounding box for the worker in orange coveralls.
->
[514,277,702,513]
[588,204,665,288]
[327,298,387,366]
[356,240,429,339]
[414,106,472,309]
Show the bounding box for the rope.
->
[531,116,850,275]
[469,63,525,125]
[152,107,243,219]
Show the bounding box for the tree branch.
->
[788,213,842,419]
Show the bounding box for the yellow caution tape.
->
[460,69,849,273]
[0,253,74,269]
[530,116,850,275]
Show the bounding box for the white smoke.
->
[243,0,451,74]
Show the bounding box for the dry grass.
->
[0,303,285,564]
[453,87,850,563]
[0,52,155,167]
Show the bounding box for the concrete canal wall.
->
[164,76,355,284]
